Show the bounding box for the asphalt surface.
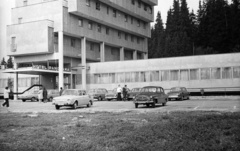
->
[0,96,240,114]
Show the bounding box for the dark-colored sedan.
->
[134,86,168,108]
[167,87,190,101]
[128,87,142,100]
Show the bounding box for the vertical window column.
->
[81,37,87,90]
[100,42,105,62]
[14,73,18,100]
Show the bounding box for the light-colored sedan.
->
[52,89,93,110]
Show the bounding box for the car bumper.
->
[53,101,73,106]
[134,100,154,105]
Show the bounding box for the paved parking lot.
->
[0,96,240,113]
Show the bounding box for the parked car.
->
[167,87,190,101]
[47,89,60,102]
[128,87,142,100]
[105,88,117,101]
[134,86,168,108]
[52,89,93,110]
[87,88,108,101]
[18,90,39,102]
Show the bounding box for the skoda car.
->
[134,86,168,108]
[52,89,93,110]
[87,88,108,101]
[128,87,142,100]
[167,87,190,101]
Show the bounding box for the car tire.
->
[48,97,53,102]
[31,97,36,102]
[87,101,92,107]
[72,101,78,109]
[22,99,26,102]
[107,99,111,101]
[162,102,166,106]
[181,96,184,101]
[55,105,60,110]
[146,104,150,107]
[152,102,155,108]
[135,103,138,108]
[98,96,102,101]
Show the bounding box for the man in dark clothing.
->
[43,87,48,102]
[122,85,128,101]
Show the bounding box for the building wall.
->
[81,53,240,91]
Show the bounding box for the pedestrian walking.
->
[116,85,122,101]
[43,87,48,103]
[38,87,43,102]
[2,87,10,107]
[200,88,204,98]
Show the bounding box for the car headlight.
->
[67,99,72,103]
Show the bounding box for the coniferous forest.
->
[148,0,240,58]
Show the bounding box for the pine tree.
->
[1,57,7,66]
[7,56,14,68]
[154,11,165,58]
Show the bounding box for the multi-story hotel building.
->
[5,0,158,91]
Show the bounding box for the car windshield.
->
[170,87,181,92]
[131,88,141,92]
[140,88,157,93]
[62,90,78,96]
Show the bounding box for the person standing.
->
[43,87,48,103]
[122,85,128,101]
[38,87,43,102]
[116,85,122,101]
[2,87,10,107]
[59,87,63,96]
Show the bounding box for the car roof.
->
[143,86,162,88]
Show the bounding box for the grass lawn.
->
[0,111,240,151]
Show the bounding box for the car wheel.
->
[181,96,184,101]
[48,97,53,102]
[87,101,92,107]
[31,97,36,102]
[152,102,155,108]
[162,102,166,106]
[72,101,78,109]
[107,99,111,101]
[55,105,60,110]
[135,103,138,108]
[146,104,150,107]
[98,96,102,101]
[22,99,26,102]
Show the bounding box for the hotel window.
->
[138,0,141,8]
[131,17,133,24]
[18,18,22,24]
[71,38,76,47]
[131,35,134,42]
[131,0,135,5]
[233,66,240,78]
[106,27,109,35]
[180,70,189,81]
[201,68,210,80]
[144,4,147,11]
[97,24,101,32]
[211,68,221,79]
[118,31,121,39]
[23,0,27,6]
[90,42,94,51]
[149,7,153,14]
[11,37,16,52]
[150,71,159,82]
[137,37,140,44]
[113,9,117,17]
[107,6,109,14]
[88,22,92,30]
[86,0,90,7]
[170,70,179,81]
[78,19,83,27]
[161,70,169,81]
[137,20,140,27]
[125,33,128,41]
[190,69,199,80]
[96,1,100,10]
[222,67,232,79]
[143,22,146,29]
[124,14,128,22]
